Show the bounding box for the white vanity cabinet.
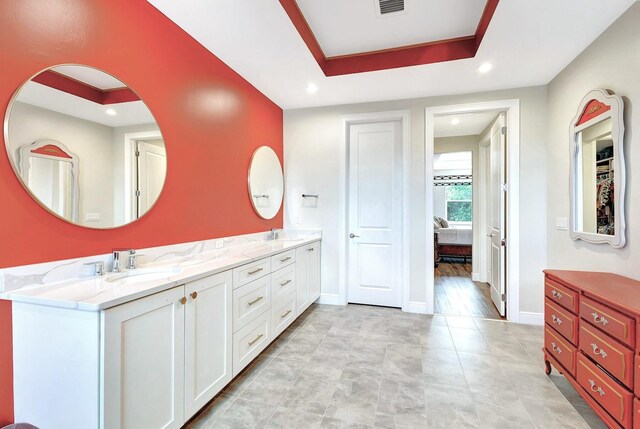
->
[296,241,321,313]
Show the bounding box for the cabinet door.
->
[296,245,310,312]
[184,271,233,420]
[102,286,185,429]
[308,243,321,302]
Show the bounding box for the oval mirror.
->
[569,89,625,247]
[4,65,166,228]
[248,146,283,219]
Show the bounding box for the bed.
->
[435,225,472,262]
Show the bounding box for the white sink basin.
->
[105,267,182,283]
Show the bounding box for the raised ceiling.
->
[147,0,635,109]
[434,111,499,138]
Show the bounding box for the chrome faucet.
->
[112,249,137,272]
[267,228,280,240]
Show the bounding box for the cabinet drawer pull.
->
[248,267,264,275]
[190,291,198,300]
[551,290,563,299]
[248,296,264,306]
[307,248,314,252]
[551,342,562,354]
[590,343,607,359]
[280,279,292,287]
[179,297,187,305]
[280,256,291,262]
[248,333,264,346]
[551,314,562,325]
[591,312,608,326]
[281,309,292,318]
[588,379,606,396]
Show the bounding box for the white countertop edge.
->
[2,237,321,312]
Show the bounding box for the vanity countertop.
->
[1,235,320,311]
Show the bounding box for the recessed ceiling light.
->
[306,83,318,94]
[478,62,493,73]
[450,118,460,125]
[105,108,117,116]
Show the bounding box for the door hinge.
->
[135,150,140,157]
[501,183,508,192]
[501,238,506,247]
[135,190,141,197]
[501,293,507,302]
[501,126,507,135]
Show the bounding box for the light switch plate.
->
[556,217,568,230]
[85,213,100,222]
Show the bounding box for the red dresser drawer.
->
[635,398,640,429]
[545,278,579,313]
[577,354,633,428]
[635,355,640,397]
[580,297,635,349]
[545,325,576,376]
[545,300,578,345]
[579,323,634,388]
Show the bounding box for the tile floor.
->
[185,304,606,429]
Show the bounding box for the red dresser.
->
[544,270,640,429]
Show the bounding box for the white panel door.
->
[102,286,185,429]
[137,140,167,216]
[488,115,507,316]
[184,271,233,420]
[347,121,402,307]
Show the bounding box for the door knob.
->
[349,233,360,238]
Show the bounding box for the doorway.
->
[426,100,520,321]
[341,110,410,310]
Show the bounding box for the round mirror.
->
[4,65,166,228]
[248,146,283,219]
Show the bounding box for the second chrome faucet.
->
[112,249,139,272]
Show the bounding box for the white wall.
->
[8,102,115,227]
[547,3,640,277]
[284,85,547,314]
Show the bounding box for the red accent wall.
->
[0,0,283,424]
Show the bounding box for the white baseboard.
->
[518,311,544,325]
[403,301,430,314]
[317,293,346,306]
[471,272,480,282]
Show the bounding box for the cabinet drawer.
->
[271,250,295,271]
[233,310,271,377]
[580,297,635,349]
[635,398,640,429]
[545,325,576,376]
[635,355,640,397]
[271,265,296,303]
[233,258,270,288]
[271,292,297,338]
[545,278,578,313]
[232,276,271,332]
[545,301,578,345]
[579,323,634,388]
[576,354,633,428]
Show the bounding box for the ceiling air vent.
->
[379,0,404,15]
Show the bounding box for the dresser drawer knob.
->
[248,333,264,346]
[551,290,563,299]
[591,312,609,326]
[590,343,607,359]
[248,296,264,306]
[551,315,562,325]
[551,342,562,354]
[588,379,606,396]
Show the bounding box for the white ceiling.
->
[52,65,126,90]
[434,111,498,138]
[433,151,472,172]
[295,0,486,57]
[16,82,157,128]
[147,0,635,109]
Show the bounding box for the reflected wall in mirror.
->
[248,146,283,219]
[570,89,625,248]
[4,65,166,228]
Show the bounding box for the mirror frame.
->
[569,88,625,248]
[3,64,167,229]
[247,146,284,220]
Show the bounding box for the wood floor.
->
[435,260,504,320]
